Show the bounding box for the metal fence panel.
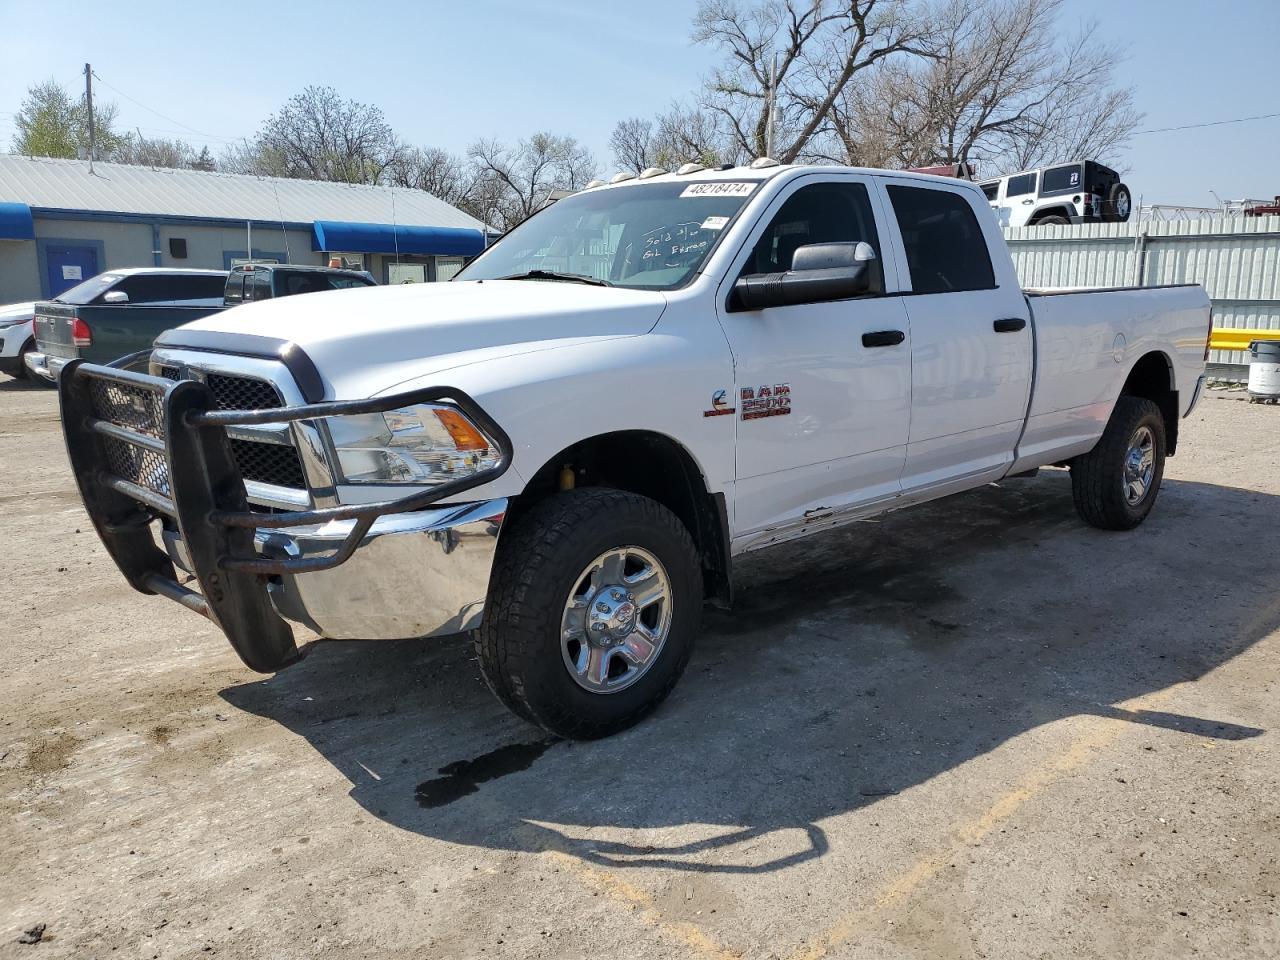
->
[1004,215,1280,370]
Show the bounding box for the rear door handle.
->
[862,330,906,348]
[993,318,1027,333]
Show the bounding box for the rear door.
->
[880,180,1033,495]
[716,174,913,542]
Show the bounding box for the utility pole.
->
[83,63,96,170]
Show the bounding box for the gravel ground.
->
[1,375,1278,959]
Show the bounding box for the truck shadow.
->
[221,471,1276,875]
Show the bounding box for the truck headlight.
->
[325,403,502,485]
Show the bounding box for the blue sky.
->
[1,0,1277,205]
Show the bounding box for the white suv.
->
[0,302,37,380]
[980,160,1132,228]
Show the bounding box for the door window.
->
[745,182,883,290]
[886,186,995,294]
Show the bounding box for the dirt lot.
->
[1,374,1277,960]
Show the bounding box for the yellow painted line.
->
[1211,327,1280,351]
[545,849,742,960]
[787,685,1183,960]
[506,818,740,960]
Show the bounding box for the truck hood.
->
[173,280,667,398]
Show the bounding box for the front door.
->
[880,180,1033,494]
[44,243,100,297]
[715,175,913,544]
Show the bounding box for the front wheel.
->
[474,488,702,739]
[1070,396,1166,530]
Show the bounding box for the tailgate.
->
[34,302,80,360]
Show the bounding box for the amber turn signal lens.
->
[433,408,489,451]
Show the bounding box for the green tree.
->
[11,78,124,159]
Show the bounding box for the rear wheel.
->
[1037,214,1070,225]
[1070,396,1166,530]
[474,488,702,739]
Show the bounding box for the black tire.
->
[474,488,702,739]
[1037,214,1070,225]
[1070,396,1166,530]
[16,338,35,380]
[1106,182,1133,223]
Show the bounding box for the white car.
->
[0,302,37,380]
[980,159,1132,228]
[55,162,1209,738]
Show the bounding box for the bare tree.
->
[609,107,743,172]
[387,146,478,206]
[223,86,404,184]
[693,0,931,163]
[467,133,597,229]
[832,0,1140,175]
[609,118,658,173]
[113,134,208,170]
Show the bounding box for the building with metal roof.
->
[0,154,489,301]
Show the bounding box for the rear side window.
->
[251,271,272,300]
[115,273,226,304]
[1041,164,1083,195]
[980,182,999,201]
[886,186,996,295]
[224,272,247,304]
[1005,172,1037,198]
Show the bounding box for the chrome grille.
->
[105,365,308,503]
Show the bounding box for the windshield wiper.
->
[496,269,611,287]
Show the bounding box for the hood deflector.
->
[153,329,326,402]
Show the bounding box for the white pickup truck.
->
[57,163,1210,739]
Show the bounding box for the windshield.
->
[456,181,759,289]
[55,273,120,305]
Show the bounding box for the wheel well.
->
[513,431,732,606]
[1121,351,1179,454]
[1028,206,1074,224]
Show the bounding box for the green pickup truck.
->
[27,264,376,382]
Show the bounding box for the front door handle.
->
[993,317,1027,333]
[862,330,906,348]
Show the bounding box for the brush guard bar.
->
[58,359,512,672]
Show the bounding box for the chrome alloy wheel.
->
[1123,424,1156,505]
[1115,191,1131,219]
[560,546,672,694]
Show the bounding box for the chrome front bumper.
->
[164,498,507,640]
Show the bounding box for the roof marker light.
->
[638,167,667,179]
[750,156,780,169]
[609,171,637,184]
[584,180,605,189]
[676,162,706,175]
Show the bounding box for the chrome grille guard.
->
[59,359,512,672]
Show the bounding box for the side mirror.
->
[731,241,880,311]
[101,290,129,304]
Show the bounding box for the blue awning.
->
[0,202,35,241]
[312,221,485,257]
